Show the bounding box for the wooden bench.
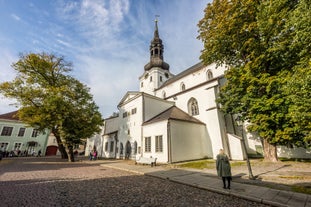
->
[135,156,157,167]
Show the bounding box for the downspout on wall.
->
[167,120,172,163]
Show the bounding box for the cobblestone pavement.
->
[0,157,270,207]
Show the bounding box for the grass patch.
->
[292,185,311,194]
[176,159,215,169]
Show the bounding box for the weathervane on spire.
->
[155,15,160,22]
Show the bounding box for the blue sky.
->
[0,0,210,118]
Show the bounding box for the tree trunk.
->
[67,145,75,162]
[51,128,68,159]
[263,138,278,162]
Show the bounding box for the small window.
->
[133,141,137,154]
[141,82,144,88]
[155,49,158,55]
[18,128,26,137]
[131,108,137,114]
[1,126,13,136]
[31,129,39,137]
[150,76,152,82]
[105,142,109,152]
[144,137,151,152]
[155,135,163,152]
[162,91,166,99]
[165,73,169,78]
[160,76,163,82]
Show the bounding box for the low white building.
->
[86,20,310,163]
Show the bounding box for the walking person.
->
[216,149,232,189]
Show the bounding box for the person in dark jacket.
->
[216,149,232,189]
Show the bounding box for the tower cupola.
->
[144,18,170,71]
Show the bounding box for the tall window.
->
[144,137,151,152]
[150,76,153,82]
[207,70,213,80]
[1,127,13,136]
[188,98,199,116]
[155,135,163,152]
[31,129,39,137]
[18,128,26,137]
[105,142,109,152]
[110,142,114,152]
[133,141,137,154]
[160,76,163,82]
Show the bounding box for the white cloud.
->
[11,13,21,21]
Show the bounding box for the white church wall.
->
[142,120,168,163]
[118,95,143,159]
[227,133,244,160]
[143,95,174,121]
[170,120,208,163]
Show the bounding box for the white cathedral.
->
[86,20,309,163]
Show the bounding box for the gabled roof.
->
[143,106,205,126]
[156,62,205,90]
[117,91,142,108]
[0,110,19,121]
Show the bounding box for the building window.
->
[131,108,137,114]
[18,128,26,137]
[14,143,22,151]
[123,112,128,118]
[144,137,151,152]
[207,70,213,80]
[162,91,166,99]
[188,98,199,116]
[150,76,152,82]
[1,127,13,136]
[133,141,137,154]
[180,82,186,91]
[110,142,114,152]
[160,76,163,82]
[105,142,109,152]
[155,135,163,152]
[141,82,144,87]
[74,144,79,149]
[0,142,9,151]
[31,129,39,137]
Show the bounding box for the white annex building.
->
[86,20,310,163]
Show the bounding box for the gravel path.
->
[0,157,270,207]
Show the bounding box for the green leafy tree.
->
[198,0,309,161]
[0,52,102,161]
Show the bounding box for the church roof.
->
[143,106,205,126]
[0,110,20,121]
[156,62,205,90]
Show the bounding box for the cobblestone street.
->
[0,157,270,207]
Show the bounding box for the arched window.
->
[188,98,199,116]
[207,70,213,80]
[180,82,186,91]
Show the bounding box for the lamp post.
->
[236,120,255,180]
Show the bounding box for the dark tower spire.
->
[144,17,169,71]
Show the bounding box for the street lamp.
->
[236,119,255,180]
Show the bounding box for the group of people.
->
[89,149,97,160]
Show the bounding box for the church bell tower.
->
[139,18,173,95]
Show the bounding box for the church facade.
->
[86,20,309,163]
